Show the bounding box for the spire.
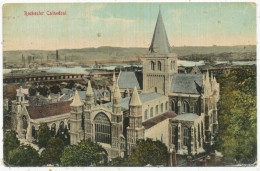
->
[148,9,170,54]
[130,86,142,106]
[211,72,214,81]
[206,70,210,83]
[86,80,94,95]
[112,71,116,82]
[71,90,83,107]
[113,82,121,99]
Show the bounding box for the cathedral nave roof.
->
[170,73,203,94]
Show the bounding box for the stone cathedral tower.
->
[70,90,84,145]
[127,86,144,154]
[142,9,178,95]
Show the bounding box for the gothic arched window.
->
[182,101,189,113]
[165,102,168,111]
[150,107,153,117]
[172,100,176,112]
[161,103,163,113]
[156,105,159,115]
[158,61,161,71]
[59,121,65,133]
[51,123,56,136]
[150,61,155,70]
[67,120,70,130]
[32,126,37,139]
[94,112,111,145]
[22,115,28,129]
[144,110,148,120]
[193,102,198,114]
[171,61,175,70]
[198,123,201,147]
[171,126,176,144]
[183,127,189,146]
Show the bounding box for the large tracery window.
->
[94,113,111,145]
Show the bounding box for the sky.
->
[3,2,256,50]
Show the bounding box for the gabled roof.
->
[26,101,72,119]
[148,9,170,54]
[174,113,200,121]
[142,111,177,129]
[118,72,141,90]
[170,73,203,94]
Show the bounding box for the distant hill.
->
[3,45,256,64]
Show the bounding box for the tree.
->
[7,144,39,166]
[29,87,37,96]
[216,67,256,163]
[37,123,52,149]
[40,137,65,165]
[56,126,70,146]
[108,157,129,166]
[127,138,168,166]
[3,131,20,164]
[50,85,61,94]
[60,140,107,166]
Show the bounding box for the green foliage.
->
[3,131,20,163]
[7,144,39,166]
[216,67,256,163]
[108,157,129,166]
[56,126,70,146]
[109,138,168,166]
[37,123,52,149]
[128,138,168,166]
[40,137,65,165]
[60,140,107,166]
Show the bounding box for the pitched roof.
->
[118,72,141,90]
[174,113,200,121]
[170,73,203,94]
[142,111,177,129]
[148,9,170,54]
[106,92,164,111]
[26,101,72,119]
[129,86,142,106]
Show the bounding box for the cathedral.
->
[13,9,220,160]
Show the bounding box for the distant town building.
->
[56,50,60,62]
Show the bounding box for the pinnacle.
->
[86,80,94,95]
[130,86,142,106]
[71,90,83,107]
